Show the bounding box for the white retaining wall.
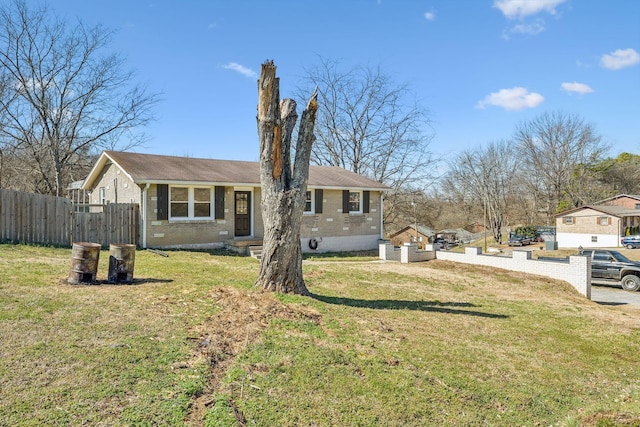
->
[379,243,436,263]
[379,243,591,298]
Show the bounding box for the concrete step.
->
[225,238,263,256]
[249,245,263,260]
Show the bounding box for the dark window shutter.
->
[363,191,370,214]
[342,190,350,213]
[215,186,225,219]
[315,189,323,214]
[157,184,168,220]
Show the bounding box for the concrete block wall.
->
[401,243,436,263]
[302,234,381,253]
[379,243,436,263]
[379,243,401,261]
[380,244,591,298]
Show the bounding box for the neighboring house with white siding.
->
[82,151,389,252]
[555,196,640,248]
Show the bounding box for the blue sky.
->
[45,0,639,163]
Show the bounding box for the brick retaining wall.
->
[379,243,591,298]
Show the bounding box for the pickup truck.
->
[622,235,640,249]
[579,249,640,292]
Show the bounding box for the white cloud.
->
[221,62,258,79]
[511,21,545,35]
[502,20,545,39]
[14,77,43,93]
[494,0,567,19]
[476,87,544,111]
[561,82,594,95]
[207,23,217,30]
[600,48,640,70]
[424,11,436,21]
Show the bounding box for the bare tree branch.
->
[0,0,159,195]
[514,111,608,220]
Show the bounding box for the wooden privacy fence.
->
[0,189,139,247]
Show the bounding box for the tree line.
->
[438,127,639,243]
[301,59,638,240]
[0,0,157,196]
[1,0,638,243]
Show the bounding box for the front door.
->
[234,191,251,237]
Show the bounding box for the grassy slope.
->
[0,244,639,426]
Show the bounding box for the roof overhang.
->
[554,205,637,219]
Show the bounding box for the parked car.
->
[622,235,640,249]
[507,235,531,246]
[432,237,456,249]
[579,248,640,292]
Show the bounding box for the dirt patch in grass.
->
[185,286,320,426]
[582,412,640,427]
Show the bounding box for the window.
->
[304,190,314,214]
[194,188,211,217]
[170,186,213,219]
[635,203,640,209]
[594,251,614,261]
[342,189,367,214]
[171,187,188,217]
[98,187,106,205]
[598,216,610,226]
[563,216,574,225]
[591,236,598,243]
[349,191,362,213]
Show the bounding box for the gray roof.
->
[558,204,640,218]
[594,194,640,204]
[83,151,389,191]
[389,225,435,238]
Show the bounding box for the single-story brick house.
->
[388,225,435,248]
[555,195,640,248]
[82,151,389,252]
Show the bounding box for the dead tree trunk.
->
[256,60,318,295]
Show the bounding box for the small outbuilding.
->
[388,225,435,249]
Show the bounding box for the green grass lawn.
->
[0,244,639,426]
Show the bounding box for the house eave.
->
[118,180,387,192]
[82,152,136,191]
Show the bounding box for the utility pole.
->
[483,199,487,253]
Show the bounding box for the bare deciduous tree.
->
[443,141,519,243]
[298,58,436,226]
[514,111,608,221]
[0,0,158,196]
[256,61,318,295]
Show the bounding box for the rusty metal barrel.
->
[68,242,101,284]
[108,244,136,284]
